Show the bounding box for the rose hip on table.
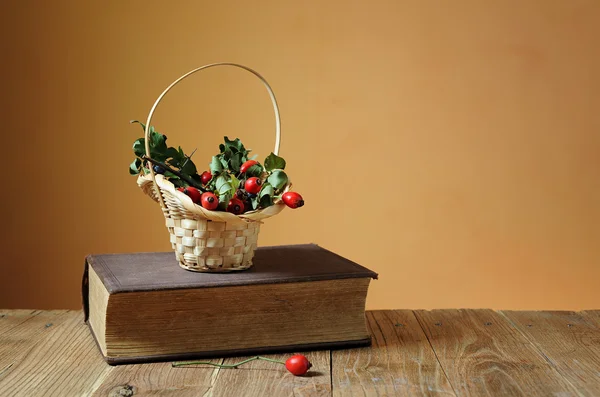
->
[172,354,313,376]
[285,354,312,376]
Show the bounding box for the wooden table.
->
[1,309,599,396]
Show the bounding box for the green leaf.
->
[224,136,244,152]
[219,182,233,196]
[133,138,146,157]
[149,133,167,159]
[258,182,275,208]
[218,191,232,211]
[267,170,288,190]
[164,171,180,179]
[164,147,181,162]
[249,154,258,160]
[230,152,243,172]
[210,156,223,174]
[206,179,216,192]
[130,120,146,131]
[180,158,197,176]
[264,152,286,171]
[172,179,186,188]
[131,120,157,139]
[259,194,273,208]
[219,144,225,153]
[149,151,167,163]
[150,129,165,147]
[220,157,229,169]
[215,175,230,192]
[259,183,274,199]
[166,158,179,169]
[219,191,232,202]
[129,158,141,175]
[251,196,259,210]
[246,164,264,178]
[230,174,240,191]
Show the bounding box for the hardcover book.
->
[82,243,378,365]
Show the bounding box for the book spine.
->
[82,257,90,322]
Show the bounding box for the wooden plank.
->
[331,310,456,396]
[206,350,331,397]
[92,360,224,396]
[581,310,600,327]
[0,311,112,396]
[0,310,71,377]
[415,309,579,397]
[0,310,41,335]
[501,310,600,396]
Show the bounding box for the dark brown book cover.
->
[82,243,378,364]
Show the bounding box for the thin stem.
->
[180,147,198,169]
[142,156,206,192]
[172,360,236,368]
[172,355,285,368]
[256,356,286,365]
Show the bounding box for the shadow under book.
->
[82,243,378,365]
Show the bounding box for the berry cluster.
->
[174,164,303,214]
[129,121,304,214]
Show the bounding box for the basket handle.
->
[143,62,282,210]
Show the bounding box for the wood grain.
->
[415,309,579,397]
[0,310,71,378]
[0,311,111,396]
[0,310,41,335]
[501,310,600,396]
[582,310,600,327]
[92,360,223,397]
[331,310,455,396]
[208,351,331,397]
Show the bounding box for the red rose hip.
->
[227,197,245,215]
[285,354,312,376]
[200,171,212,185]
[245,177,262,194]
[239,160,258,174]
[282,192,304,209]
[178,186,202,204]
[200,192,218,210]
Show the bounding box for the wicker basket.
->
[136,63,288,272]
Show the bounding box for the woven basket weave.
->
[136,63,288,272]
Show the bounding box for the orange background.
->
[1,1,598,310]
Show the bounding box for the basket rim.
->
[138,173,287,224]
